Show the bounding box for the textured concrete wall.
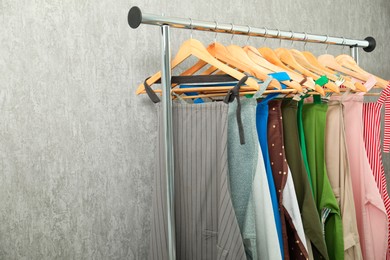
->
[0,0,389,259]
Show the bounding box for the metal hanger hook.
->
[246,25,251,44]
[189,18,193,39]
[290,30,294,47]
[276,29,282,47]
[324,34,329,53]
[342,37,346,53]
[214,20,218,43]
[263,27,268,44]
[230,23,234,44]
[303,32,308,51]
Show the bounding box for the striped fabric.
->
[362,83,390,258]
[321,208,332,239]
[150,101,246,260]
[385,92,390,153]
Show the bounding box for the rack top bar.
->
[128,6,376,52]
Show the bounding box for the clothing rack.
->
[127,6,377,259]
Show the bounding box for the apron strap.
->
[253,76,273,99]
[171,92,188,104]
[299,76,308,85]
[143,77,161,103]
[313,95,322,104]
[351,75,376,95]
[379,83,390,153]
[224,75,248,145]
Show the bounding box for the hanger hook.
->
[303,32,308,51]
[189,18,193,39]
[246,25,251,44]
[214,20,218,43]
[230,23,234,44]
[290,30,294,47]
[324,34,329,53]
[342,37,346,53]
[276,29,281,47]
[263,26,268,45]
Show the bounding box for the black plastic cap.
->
[363,36,376,52]
[128,6,142,29]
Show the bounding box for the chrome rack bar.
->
[128,6,376,52]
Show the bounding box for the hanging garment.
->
[325,100,362,260]
[256,96,284,258]
[225,77,270,259]
[245,78,283,260]
[150,101,246,260]
[297,96,314,191]
[252,149,283,260]
[267,100,309,260]
[332,94,387,260]
[282,99,329,260]
[302,97,344,260]
[297,78,329,192]
[254,72,290,258]
[227,97,258,259]
[228,93,282,260]
[362,84,390,258]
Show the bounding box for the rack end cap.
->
[363,36,376,52]
[128,6,142,29]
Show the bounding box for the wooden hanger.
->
[290,49,359,92]
[135,38,259,95]
[226,44,283,89]
[146,88,381,97]
[258,47,316,90]
[276,48,339,93]
[303,51,366,91]
[243,46,303,91]
[175,88,297,99]
[289,49,341,93]
[335,54,388,88]
[302,51,335,74]
[197,42,282,89]
[275,48,329,95]
[227,45,274,75]
[317,54,370,92]
[258,47,294,72]
[175,41,282,89]
[140,85,257,95]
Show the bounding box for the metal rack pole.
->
[350,46,360,64]
[160,25,176,260]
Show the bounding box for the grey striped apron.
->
[150,101,246,260]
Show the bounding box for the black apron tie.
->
[143,77,161,103]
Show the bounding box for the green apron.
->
[302,96,344,260]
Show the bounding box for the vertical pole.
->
[350,46,359,64]
[161,24,176,260]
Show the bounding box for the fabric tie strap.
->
[299,76,307,85]
[224,75,249,145]
[377,83,390,153]
[351,75,377,94]
[315,75,329,86]
[143,77,161,103]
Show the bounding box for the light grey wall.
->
[0,0,389,259]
